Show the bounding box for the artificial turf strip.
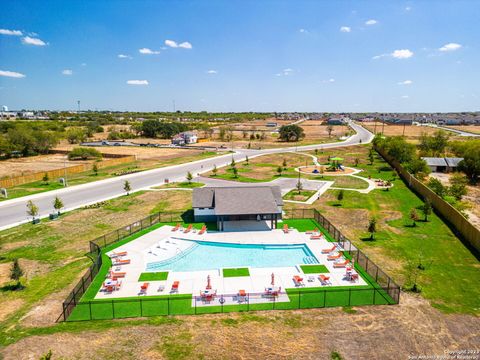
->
[300,264,329,274]
[278,219,336,242]
[138,272,169,281]
[222,268,250,277]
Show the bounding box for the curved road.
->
[0,121,373,230]
[434,125,480,137]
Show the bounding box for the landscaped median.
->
[62,213,398,322]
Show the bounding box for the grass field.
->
[283,190,317,201]
[222,268,250,277]
[300,264,330,274]
[138,272,169,281]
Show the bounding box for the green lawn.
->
[283,190,317,201]
[222,268,250,277]
[154,182,204,189]
[300,264,329,274]
[138,272,169,281]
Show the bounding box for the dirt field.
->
[0,154,92,178]
[362,122,440,140]
[2,294,478,360]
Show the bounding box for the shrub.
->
[68,147,102,160]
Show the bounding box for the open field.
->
[0,154,92,179]
[446,125,480,134]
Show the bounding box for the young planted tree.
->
[186,172,193,184]
[212,164,218,176]
[124,180,132,195]
[276,166,283,176]
[42,173,50,185]
[326,125,334,138]
[422,199,432,221]
[367,217,377,240]
[92,163,98,176]
[368,151,375,165]
[282,158,287,169]
[230,158,236,168]
[26,200,39,222]
[10,259,24,288]
[337,189,344,204]
[410,208,419,227]
[354,158,360,167]
[232,167,238,178]
[53,196,64,215]
[245,155,249,165]
[296,179,303,194]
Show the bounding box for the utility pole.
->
[77,100,80,113]
[402,121,406,136]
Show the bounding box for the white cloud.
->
[0,70,26,78]
[398,80,413,85]
[0,29,23,36]
[139,48,160,55]
[179,42,192,49]
[340,26,351,33]
[62,69,73,75]
[405,6,411,11]
[206,70,218,74]
[21,36,47,46]
[392,49,414,59]
[322,78,335,83]
[81,63,87,66]
[276,68,295,77]
[165,39,178,48]
[401,95,409,99]
[439,43,462,52]
[118,54,132,59]
[127,80,149,85]
[299,28,309,34]
[365,19,377,25]
[165,40,192,49]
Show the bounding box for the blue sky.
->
[0,0,479,112]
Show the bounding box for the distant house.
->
[192,186,283,231]
[171,131,198,145]
[422,157,464,173]
[266,122,277,127]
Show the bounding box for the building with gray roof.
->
[193,186,283,231]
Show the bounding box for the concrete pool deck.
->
[98,225,367,303]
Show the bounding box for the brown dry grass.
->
[0,154,92,178]
[447,125,480,134]
[2,294,478,360]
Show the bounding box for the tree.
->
[421,199,432,221]
[123,180,131,195]
[367,217,377,240]
[419,130,449,156]
[66,127,87,144]
[232,166,238,178]
[39,350,53,360]
[406,158,430,178]
[277,166,283,176]
[186,171,193,184]
[245,155,249,165]
[10,258,24,284]
[68,147,102,160]
[230,158,236,168]
[448,173,468,200]
[42,173,49,185]
[92,163,98,176]
[26,200,39,220]
[354,158,360,167]
[282,158,287,169]
[427,177,446,197]
[53,196,64,215]
[296,179,303,194]
[278,124,305,142]
[410,208,419,227]
[219,126,227,141]
[458,147,480,184]
[337,190,344,204]
[368,151,375,165]
[326,125,334,137]
[212,165,218,176]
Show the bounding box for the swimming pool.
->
[146,240,318,272]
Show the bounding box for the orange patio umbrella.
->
[271,272,275,286]
[206,275,212,289]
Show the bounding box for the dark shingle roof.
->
[421,157,448,167]
[445,157,464,167]
[193,186,283,215]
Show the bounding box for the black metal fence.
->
[57,209,400,322]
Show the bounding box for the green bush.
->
[68,147,102,160]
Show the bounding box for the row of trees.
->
[139,120,189,138]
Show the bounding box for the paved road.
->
[0,121,373,230]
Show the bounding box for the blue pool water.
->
[146,240,318,272]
